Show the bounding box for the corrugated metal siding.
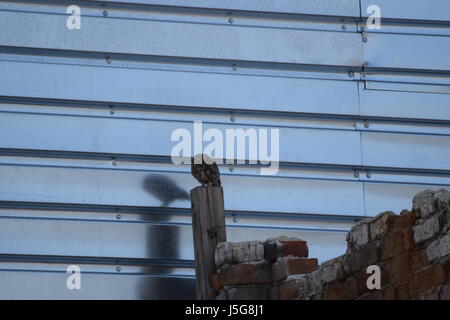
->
[0,0,449,299]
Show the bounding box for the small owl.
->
[191,154,221,187]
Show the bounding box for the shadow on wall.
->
[138,174,195,299]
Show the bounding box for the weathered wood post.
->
[190,186,226,300]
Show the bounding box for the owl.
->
[191,154,221,187]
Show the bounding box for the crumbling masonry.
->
[211,189,450,300]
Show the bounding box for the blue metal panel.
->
[0,163,365,216]
[0,269,196,299]
[0,215,350,263]
[361,0,450,21]
[92,0,361,17]
[361,132,450,171]
[0,10,363,66]
[363,182,448,217]
[0,60,360,115]
[0,111,363,166]
[363,33,450,71]
[359,85,450,121]
[1,0,450,300]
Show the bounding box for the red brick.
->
[287,257,318,274]
[210,273,223,292]
[264,240,309,261]
[392,252,411,286]
[394,285,411,300]
[341,278,359,300]
[379,260,393,287]
[394,210,416,231]
[410,249,429,271]
[323,281,344,300]
[218,262,271,286]
[278,281,299,300]
[279,240,308,258]
[271,257,318,281]
[408,276,419,299]
[356,271,371,296]
[383,286,395,300]
[358,290,384,300]
[414,264,447,294]
[324,278,359,300]
[381,229,415,260]
[420,287,440,300]
[403,229,415,251]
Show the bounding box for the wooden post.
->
[190,186,226,300]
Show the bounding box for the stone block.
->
[346,220,370,250]
[413,189,438,218]
[426,233,450,262]
[349,241,380,272]
[215,242,232,268]
[319,256,345,283]
[369,211,398,241]
[413,214,443,244]
[439,283,450,300]
[215,241,265,268]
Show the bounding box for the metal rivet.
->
[228,166,234,172]
[232,215,237,223]
[364,121,369,128]
[364,61,370,66]
[230,113,235,122]
[362,36,368,43]
[103,10,108,17]
[360,26,365,32]
[348,71,354,77]
[366,172,371,178]
[109,105,114,115]
[341,24,347,30]
[112,160,117,166]
[106,56,112,64]
[116,266,121,272]
[228,17,233,24]
[354,172,360,178]
[116,213,121,220]
[232,64,237,71]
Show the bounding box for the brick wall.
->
[211,189,450,300]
